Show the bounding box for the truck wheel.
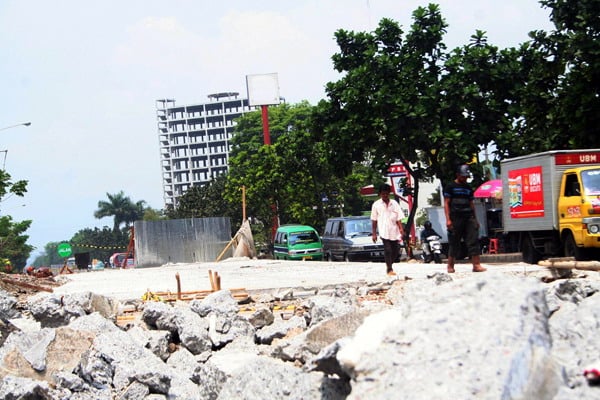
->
[522,236,540,264]
[564,233,584,261]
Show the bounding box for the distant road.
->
[51,258,547,301]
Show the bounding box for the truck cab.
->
[558,166,600,258]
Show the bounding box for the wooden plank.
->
[539,258,600,270]
[215,235,237,262]
[175,272,182,300]
[152,288,247,297]
[208,270,215,291]
[152,290,249,303]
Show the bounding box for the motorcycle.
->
[421,235,443,264]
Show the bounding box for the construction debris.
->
[4,268,600,398]
[140,270,249,304]
[0,272,61,303]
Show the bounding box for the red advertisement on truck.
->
[508,165,544,219]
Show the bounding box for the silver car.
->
[322,216,385,262]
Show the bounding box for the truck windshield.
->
[581,169,600,195]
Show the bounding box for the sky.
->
[1,0,553,264]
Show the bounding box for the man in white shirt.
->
[371,183,405,276]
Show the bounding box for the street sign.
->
[387,163,407,177]
[57,242,73,258]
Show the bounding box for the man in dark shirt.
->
[443,164,487,273]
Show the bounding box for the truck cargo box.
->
[501,150,600,232]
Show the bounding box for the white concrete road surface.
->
[51,258,548,301]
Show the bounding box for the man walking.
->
[371,183,405,276]
[444,164,487,273]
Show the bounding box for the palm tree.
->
[94,191,145,231]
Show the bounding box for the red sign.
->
[508,165,545,218]
[387,163,407,177]
[554,152,600,165]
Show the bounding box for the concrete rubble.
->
[0,271,600,399]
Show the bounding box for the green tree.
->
[314,4,563,238]
[315,6,458,238]
[0,216,33,269]
[224,102,373,244]
[225,102,322,241]
[0,169,27,200]
[94,191,145,231]
[143,207,166,221]
[169,174,240,222]
[510,0,600,151]
[0,169,32,270]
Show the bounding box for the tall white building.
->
[156,93,255,208]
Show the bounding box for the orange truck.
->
[501,149,600,263]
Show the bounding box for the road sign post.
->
[57,242,73,258]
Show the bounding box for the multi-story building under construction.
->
[156,92,255,208]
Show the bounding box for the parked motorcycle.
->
[421,235,443,264]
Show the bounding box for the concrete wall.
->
[134,217,232,267]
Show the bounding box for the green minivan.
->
[273,224,324,261]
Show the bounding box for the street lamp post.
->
[0,122,31,132]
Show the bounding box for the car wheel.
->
[344,253,351,262]
[564,232,585,261]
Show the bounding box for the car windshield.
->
[582,169,600,195]
[346,220,372,236]
[289,231,319,245]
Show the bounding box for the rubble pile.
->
[0,271,600,399]
[0,272,62,302]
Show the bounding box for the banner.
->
[508,165,544,218]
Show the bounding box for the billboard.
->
[246,73,281,106]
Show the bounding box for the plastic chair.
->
[488,238,499,254]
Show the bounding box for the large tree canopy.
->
[317,5,532,184]
[513,0,600,151]
[315,1,600,236]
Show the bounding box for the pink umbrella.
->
[474,179,503,199]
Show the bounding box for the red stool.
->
[488,238,499,254]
